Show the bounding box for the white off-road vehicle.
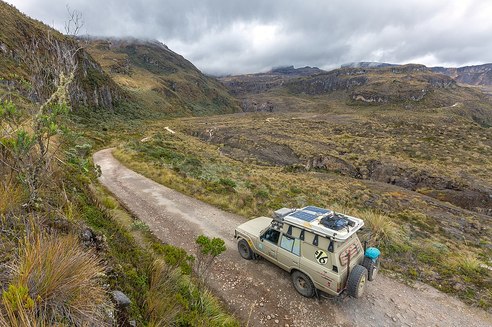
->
[234,206,380,298]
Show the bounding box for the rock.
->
[267,315,271,320]
[275,319,279,324]
[81,228,95,242]
[112,291,131,308]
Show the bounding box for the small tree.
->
[0,7,83,207]
[194,235,226,285]
[189,235,226,311]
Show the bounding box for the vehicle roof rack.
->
[273,206,364,241]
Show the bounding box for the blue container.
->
[365,247,380,260]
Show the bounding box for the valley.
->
[1,1,492,325]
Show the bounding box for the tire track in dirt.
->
[94,148,492,327]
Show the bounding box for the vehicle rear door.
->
[276,234,300,270]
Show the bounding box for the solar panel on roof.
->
[290,211,317,222]
[304,206,330,214]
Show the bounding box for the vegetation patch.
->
[115,114,492,310]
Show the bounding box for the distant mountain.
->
[341,62,398,69]
[431,64,492,86]
[285,64,462,105]
[270,65,325,76]
[218,65,325,97]
[342,63,492,87]
[83,37,240,116]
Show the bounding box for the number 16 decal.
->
[315,249,328,265]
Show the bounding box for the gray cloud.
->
[7,0,492,75]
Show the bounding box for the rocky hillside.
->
[220,63,492,117]
[83,37,240,116]
[0,1,123,110]
[219,65,324,96]
[432,64,492,86]
[286,64,460,105]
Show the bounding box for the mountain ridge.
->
[83,37,241,116]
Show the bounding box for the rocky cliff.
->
[0,1,124,110]
[432,64,492,86]
[286,64,456,105]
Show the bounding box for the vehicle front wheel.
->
[292,271,316,298]
[347,265,368,298]
[238,239,253,260]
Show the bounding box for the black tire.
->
[347,265,368,298]
[238,239,253,260]
[292,271,316,298]
[362,256,380,281]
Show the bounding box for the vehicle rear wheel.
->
[362,256,379,281]
[238,239,253,260]
[347,265,368,298]
[292,271,316,298]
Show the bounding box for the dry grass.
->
[328,203,402,245]
[447,253,483,276]
[146,259,182,327]
[1,233,111,326]
[0,183,25,214]
[358,210,403,245]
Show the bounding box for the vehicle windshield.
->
[263,229,280,244]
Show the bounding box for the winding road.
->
[94,148,492,327]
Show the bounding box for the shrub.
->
[1,233,111,326]
[359,210,402,244]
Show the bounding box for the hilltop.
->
[83,37,241,116]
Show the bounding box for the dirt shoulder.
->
[94,148,492,327]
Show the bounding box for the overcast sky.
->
[6,0,492,75]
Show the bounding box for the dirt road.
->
[94,148,492,327]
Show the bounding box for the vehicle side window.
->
[280,235,301,256]
[263,229,280,244]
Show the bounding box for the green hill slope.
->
[83,37,241,116]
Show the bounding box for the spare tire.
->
[362,256,379,281]
[347,265,368,298]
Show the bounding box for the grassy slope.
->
[83,38,241,117]
[114,107,492,310]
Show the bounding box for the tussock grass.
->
[327,203,402,245]
[101,195,118,209]
[146,259,182,326]
[1,233,111,326]
[0,183,25,214]
[447,253,483,277]
[358,210,403,245]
